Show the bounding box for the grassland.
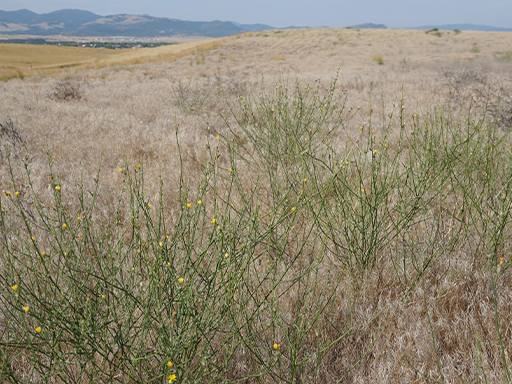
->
[1,28,512,383]
[0,37,226,81]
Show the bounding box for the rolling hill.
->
[0,9,252,37]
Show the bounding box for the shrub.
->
[2,74,512,382]
[48,79,84,101]
[495,51,512,61]
[372,53,384,65]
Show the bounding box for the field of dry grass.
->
[0,37,225,81]
[1,28,512,383]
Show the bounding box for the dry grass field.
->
[1,28,512,383]
[0,37,225,81]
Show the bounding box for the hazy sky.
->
[1,0,511,29]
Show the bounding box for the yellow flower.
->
[119,168,123,173]
[225,253,229,258]
[167,262,171,267]
[15,191,19,196]
[11,284,18,291]
[55,186,60,191]
[374,149,377,154]
[5,191,10,196]
[197,200,202,205]
[291,207,296,212]
[167,361,173,368]
[216,135,220,140]
[101,295,105,299]
[186,203,191,208]
[178,277,184,284]
[304,178,307,182]
[137,164,141,169]
[23,306,29,313]
[228,168,232,172]
[35,327,41,333]
[169,374,177,382]
[62,223,67,229]
[31,236,35,241]
[159,242,163,247]
[273,343,281,350]
[41,251,45,257]
[211,218,216,223]
[148,204,151,209]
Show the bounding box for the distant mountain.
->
[348,23,387,29]
[230,21,274,31]
[4,9,509,38]
[282,26,313,30]
[410,24,512,32]
[0,9,247,37]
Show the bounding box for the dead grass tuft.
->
[48,79,84,101]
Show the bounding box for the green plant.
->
[495,51,512,61]
[2,72,512,383]
[373,53,384,65]
[426,28,442,37]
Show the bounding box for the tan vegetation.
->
[1,27,512,383]
[0,37,228,81]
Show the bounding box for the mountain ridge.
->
[1,10,511,38]
[0,9,249,37]
[409,23,512,32]
[349,23,387,29]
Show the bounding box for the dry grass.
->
[0,37,231,81]
[1,27,512,383]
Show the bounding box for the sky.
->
[1,0,511,29]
